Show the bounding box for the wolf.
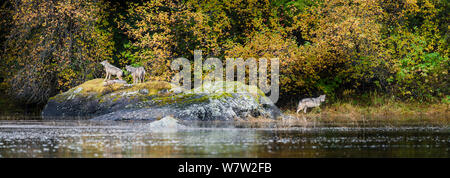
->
[296,95,326,114]
[126,65,146,84]
[100,60,123,81]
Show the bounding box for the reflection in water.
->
[0,120,448,158]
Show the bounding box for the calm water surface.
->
[0,119,448,158]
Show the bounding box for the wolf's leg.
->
[142,71,145,83]
[304,107,307,113]
[137,73,141,83]
[296,105,303,114]
[136,74,139,84]
[296,104,301,114]
[104,71,108,81]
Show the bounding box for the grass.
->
[230,95,449,127]
[281,94,449,123]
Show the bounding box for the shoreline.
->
[246,101,449,127]
[283,102,448,119]
[1,95,448,125]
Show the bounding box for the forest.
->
[0,0,448,114]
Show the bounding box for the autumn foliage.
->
[0,0,448,105]
[1,0,114,104]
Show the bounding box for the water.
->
[0,119,448,158]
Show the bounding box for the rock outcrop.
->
[41,79,173,119]
[42,79,281,121]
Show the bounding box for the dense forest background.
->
[0,0,448,109]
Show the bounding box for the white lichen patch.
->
[67,87,83,100]
[121,91,139,97]
[74,87,83,94]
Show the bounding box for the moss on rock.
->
[74,79,172,96]
[43,79,281,121]
[42,79,173,118]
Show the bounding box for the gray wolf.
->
[126,65,146,84]
[100,60,123,81]
[297,95,326,114]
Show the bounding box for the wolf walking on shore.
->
[296,95,326,114]
[100,60,123,81]
[126,65,146,84]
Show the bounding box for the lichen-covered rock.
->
[41,79,173,119]
[91,81,282,121]
[42,79,281,121]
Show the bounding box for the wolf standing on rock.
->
[100,60,123,81]
[297,95,326,114]
[126,65,146,84]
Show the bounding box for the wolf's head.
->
[100,60,109,66]
[126,65,136,72]
[319,95,326,102]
